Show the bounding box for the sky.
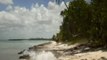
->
[0,0,68,39]
[0,0,90,39]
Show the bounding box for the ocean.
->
[0,40,50,60]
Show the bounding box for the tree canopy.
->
[53,0,107,47]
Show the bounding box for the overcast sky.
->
[0,0,90,39]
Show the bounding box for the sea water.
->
[0,40,50,60]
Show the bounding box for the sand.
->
[48,41,107,60]
[18,41,107,60]
[59,50,107,60]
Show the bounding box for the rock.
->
[18,49,25,54]
[81,59,87,60]
[99,57,107,60]
[19,55,30,59]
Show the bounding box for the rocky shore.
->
[18,41,107,60]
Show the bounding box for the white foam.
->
[36,51,57,60]
[24,50,57,60]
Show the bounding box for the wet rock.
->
[18,49,25,54]
[19,55,30,59]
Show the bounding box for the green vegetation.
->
[8,38,52,41]
[28,38,52,40]
[53,0,107,47]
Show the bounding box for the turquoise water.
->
[0,40,50,60]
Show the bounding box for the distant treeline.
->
[8,38,52,41]
[8,39,26,41]
[28,38,52,40]
[53,0,107,47]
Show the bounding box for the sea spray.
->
[19,41,58,60]
[36,51,57,60]
[28,51,37,60]
[20,50,57,60]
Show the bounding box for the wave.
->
[19,50,57,60]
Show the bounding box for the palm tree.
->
[55,0,69,9]
[62,0,69,9]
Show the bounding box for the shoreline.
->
[18,41,107,60]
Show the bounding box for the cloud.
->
[85,0,91,3]
[0,0,13,5]
[0,2,66,39]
